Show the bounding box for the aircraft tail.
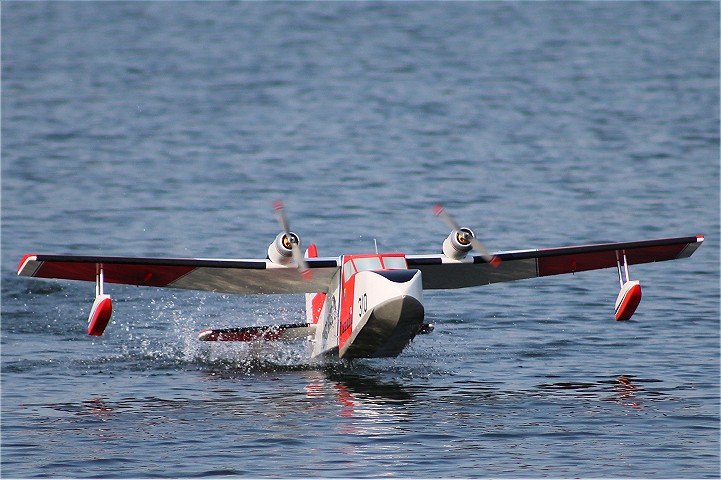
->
[305,244,326,324]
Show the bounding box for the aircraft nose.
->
[375,269,419,283]
[364,269,424,304]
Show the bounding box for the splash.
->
[85,292,332,374]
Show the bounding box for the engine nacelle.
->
[268,231,301,265]
[442,227,475,260]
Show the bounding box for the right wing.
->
[407,235,704,289]
[198,323,315,342]
[17,254,340,295]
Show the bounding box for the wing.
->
[406,235,704,289]
[17,254,340,294]
[198,324,315,342]
[17,236,703,293]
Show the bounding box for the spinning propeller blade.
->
[433,203,501,267]
[273,200,312,279]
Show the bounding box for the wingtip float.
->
[17,204,704,360]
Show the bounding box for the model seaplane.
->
[17,202,703,359]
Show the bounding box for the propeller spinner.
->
[273,200,312,279]
[433,204,501,267]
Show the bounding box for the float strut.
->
[88,264,113,336]
[616,251,631,287]
[95,265,105,297]
[614,251,642,321]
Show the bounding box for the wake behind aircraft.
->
[17,203,703,360]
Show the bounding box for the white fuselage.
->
[309,254,424,359]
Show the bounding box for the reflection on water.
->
[613,375,641,408]
[34,343,666,429]
[324,370,413,403]
[307,369,414,435]
[14,359,712,479]
[51,397,115,418]
[536,374,662,410]
[202,360,415,427]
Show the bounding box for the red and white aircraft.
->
[17,202,704,360]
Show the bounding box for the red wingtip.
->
[198,329,218,341]
[18,254,37,274]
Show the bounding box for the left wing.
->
[17,254,340,294]
[407,235,704,289]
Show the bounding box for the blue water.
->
[2,2,719,478]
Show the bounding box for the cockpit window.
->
[382,256,407,269]
[343,255,408,281]
[353,257,383,272]
[343,261,356,282]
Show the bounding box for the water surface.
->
[2,2,719,477]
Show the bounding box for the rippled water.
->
[2,2,719,478]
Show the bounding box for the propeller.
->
[433,203,501,267]
[273,200,312,279]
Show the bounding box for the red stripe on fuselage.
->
[305,244,326,324]
[311,292,326,324]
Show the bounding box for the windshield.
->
[382,256,407,269]
[353,257,383,272]
[348,255,407,274]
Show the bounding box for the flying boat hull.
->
[340,295,425,359]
